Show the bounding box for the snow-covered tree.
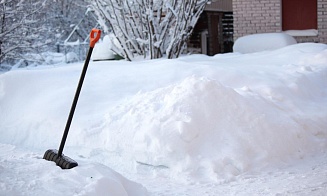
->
[91,0,209,61]
[0,0,49,65]
[0,0,95,67]
[45,0,96,44]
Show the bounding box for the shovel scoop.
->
[43,29,101,169]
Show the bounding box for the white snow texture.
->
[1,41,327,195]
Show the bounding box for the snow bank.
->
[233,33,297,53]
[0,43,327,193]
[100,44,327,181]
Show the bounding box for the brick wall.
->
[233,0,327,44]
[317,0,327,43]
[233,0,281,40]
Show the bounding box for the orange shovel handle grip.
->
[90,28,101,48]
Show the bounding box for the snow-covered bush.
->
[233,33,297,53]
[0,0,95,66]
[91,0,209,61]
[0,0,48,65]
[92,35,116,61]
[65,52,79,63]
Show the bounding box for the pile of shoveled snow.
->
[102,74,325,180]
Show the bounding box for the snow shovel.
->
[43,28,101,169]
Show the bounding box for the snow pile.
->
[233,33,297,53]
[102,72,325,180]
[0,43,327,194]
[92,35,116,61]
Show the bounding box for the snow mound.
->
[233,33,297,53]
[102,75,321,180]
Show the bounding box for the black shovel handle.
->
[58,29,101,157]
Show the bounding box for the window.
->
[282,0,317,31]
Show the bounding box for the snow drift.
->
[0,43,327,194]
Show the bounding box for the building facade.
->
[233,0,327,43]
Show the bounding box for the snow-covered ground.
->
[1,43,327,195]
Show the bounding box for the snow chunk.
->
[233,33,297,53]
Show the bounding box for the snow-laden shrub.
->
[92,35,116,61]
[92,0,209,61]
[66,52,79,63]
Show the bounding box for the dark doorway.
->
[188,11,233,55]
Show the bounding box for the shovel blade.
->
[43,149,78,169]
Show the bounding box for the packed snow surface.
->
[233,33,297,53]
[1,43,327,195]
